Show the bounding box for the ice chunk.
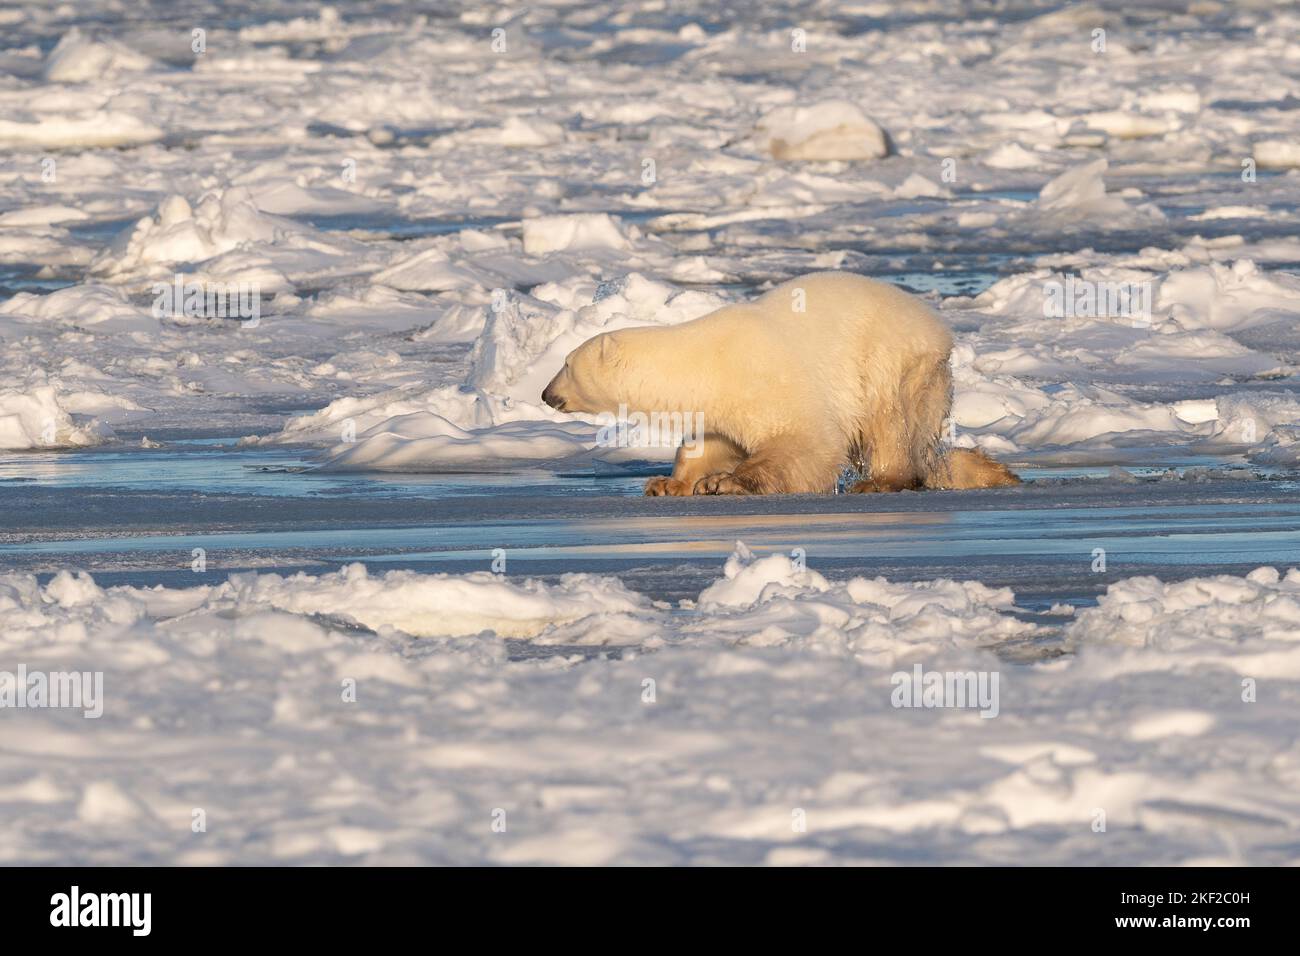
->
[0,384,114,450]
[754,101,889,161]
[521,213,631,256]
[42,28,152,81]
[1254,141,1300,169]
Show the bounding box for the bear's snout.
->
[541,376,566,411]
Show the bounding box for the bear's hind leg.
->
[644,434,745,496]
[926,448,1020,489]
[850,427,926,493]
[852,354,949,493]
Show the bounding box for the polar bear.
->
[541,271,1019,495]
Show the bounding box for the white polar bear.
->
[541,271,1019,495]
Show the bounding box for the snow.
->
[754,101,890,161]
[41,28,153,82]
[1033,159,1162,224]
[88,189,360,289]
[0,384,114,450]
[0,113,164,150]
[1255,141,1300,169]
[521,214,632,256]
[1,0,1299,866]
[2,544,1298,864]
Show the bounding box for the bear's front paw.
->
[849,475,918,494]
[848,479,882,494]
[692,472,751,495]
[644,476,690,496]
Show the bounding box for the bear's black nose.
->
[542,383,564,410]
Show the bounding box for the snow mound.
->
[0,284,156,334]
[949,357,1300,456]
[1254,141,1300,169]
[496,115,567,147]
[226,564,651,639]
[1079,110,1175,140]
[1157,259,1300,332]
[325,421,593,470]
[369,247,484,292]
[42,28,153,81]
[0,563,650,643]
[0,384,114,450]
[244,381,595,465]
[755,101,889,161]
[1070,567,1300,677]
[1033,159,1162,224]
[0,205,89,227]
[0,113,162,150]
[691,543,1028,663]
[698,541,832,607]
[983,142,1042,170]
[85,186,365,288]
[241,178,391,217]
[91,190,292,275]
[522,213,631,256]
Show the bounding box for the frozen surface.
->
[2,0,1299,464]
[2,544,1299,864]
[2,0,1300,864]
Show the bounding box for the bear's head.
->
[541,331,626,414]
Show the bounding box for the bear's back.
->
[748,272,952,359]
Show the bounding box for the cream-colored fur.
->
[541,271,1019,495]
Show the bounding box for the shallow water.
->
[0,438,1251,496]
[3,444,1298,612]
[0,440,636,498]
